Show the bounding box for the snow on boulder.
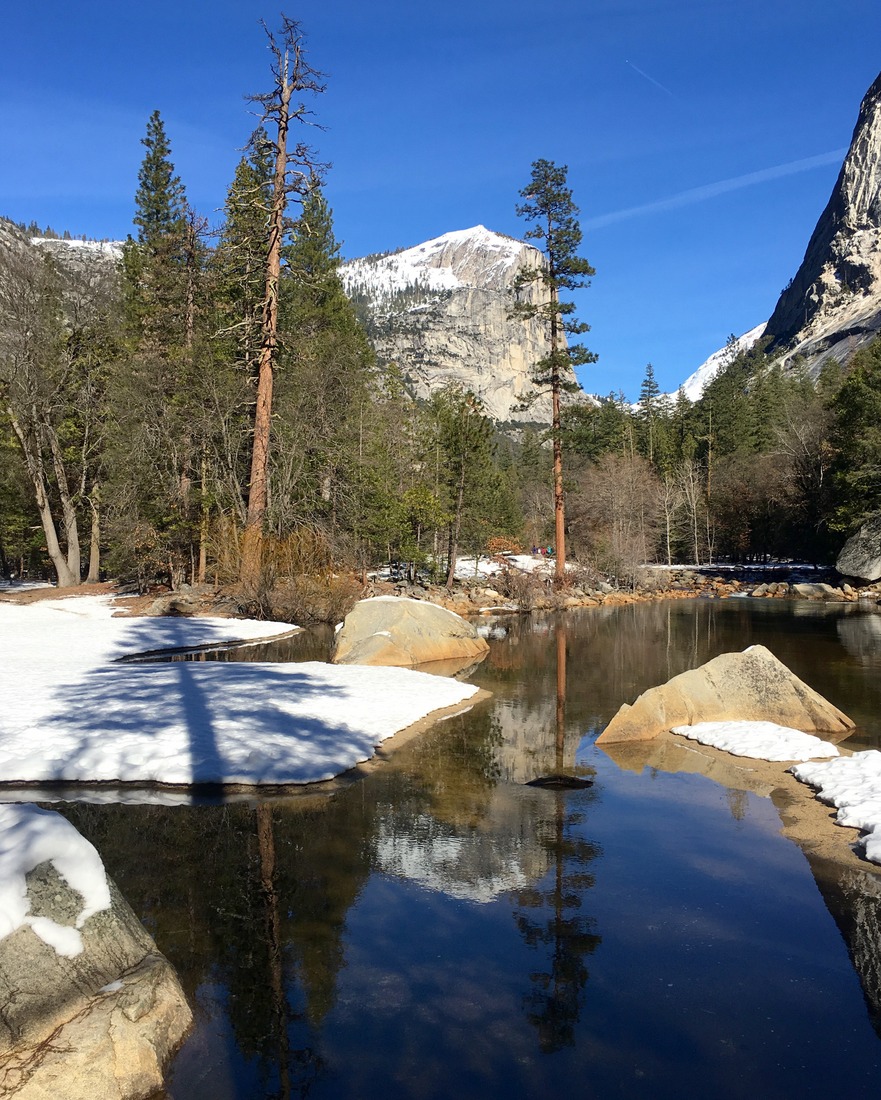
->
[332,596,489,668]
[596,644,854,745]
[0,804,191,1098]
[836,514,881,582]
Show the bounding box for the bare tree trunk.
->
[6,405,78,587]
[87,483,101,583]
[42,413,81,582]
[445,461,466,591]
[241,26,299,589]
[198,449,208,585]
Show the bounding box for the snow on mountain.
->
[668,322,768,402]
[30,237,123,259]
[340,225,525,308]
[340,225,587,426]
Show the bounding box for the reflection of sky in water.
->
[60,600,881,1098]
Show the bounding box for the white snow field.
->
[0,595,479,790]
[671,720,841,762]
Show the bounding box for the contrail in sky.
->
[584,149,846,230]
[625,59,675,97]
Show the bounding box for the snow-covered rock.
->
[596,644,854,745]
[341,225,590,426]
[0,804,191,1099]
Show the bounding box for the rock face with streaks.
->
[763,71,881,375]
[836,514,881,582]
[341,225,589,427]
[596,645,854,745]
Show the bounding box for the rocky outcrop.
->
[0,806,191,1099]
[596,644,854,745]
[837,514,881,581]
[0,219,121,315]
[341,225,589,427]
[332,595,489,668]
[764,71,881,375]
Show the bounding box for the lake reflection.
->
[59,599,881,1098]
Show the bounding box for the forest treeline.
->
[562,337,881,582]
[1,21,879,608]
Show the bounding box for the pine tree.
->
[512,159,596,583]
[830,338,881,531]
[109,111,208,586]
[637,363,661,464]
[271,185,375,539]
[123,110,188,350]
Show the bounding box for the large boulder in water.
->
[332,596,489,668]
[0,804,191,1099]
[596,645,854,745]
[837,515,881,582]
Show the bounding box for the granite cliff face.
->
[764,70,881,374]
[341,225,587,427]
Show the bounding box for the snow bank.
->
[671,720,841,762]
[792,752,881,864]
[453,554,555,579]
[0,596,479,792]
[0,803,111,956]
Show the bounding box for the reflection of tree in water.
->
[513,622,602,1052]
[514,793,601,1052]
[63,795,374,1096]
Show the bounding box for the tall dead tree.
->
[240,17,325,589]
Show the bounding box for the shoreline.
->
[602,729,881,879]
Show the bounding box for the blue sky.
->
[1,0,879,400]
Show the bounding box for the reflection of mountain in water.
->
[374,788,552,903]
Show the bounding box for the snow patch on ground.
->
[0,596,479,793]
[672,720,841,762]
[792,752,881,864]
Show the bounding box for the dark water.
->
[59,599,881,1098]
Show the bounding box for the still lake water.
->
[59,598,881,1099]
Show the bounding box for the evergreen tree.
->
[637,363,661,465]
[830,338,881,531]
[123,110,188,349]
[512,159,596,583]
[271,185,375,540]
[108,111,208,586]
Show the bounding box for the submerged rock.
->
[332,596,489,668]
[596,644,854,745]
[526,774,595,790]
